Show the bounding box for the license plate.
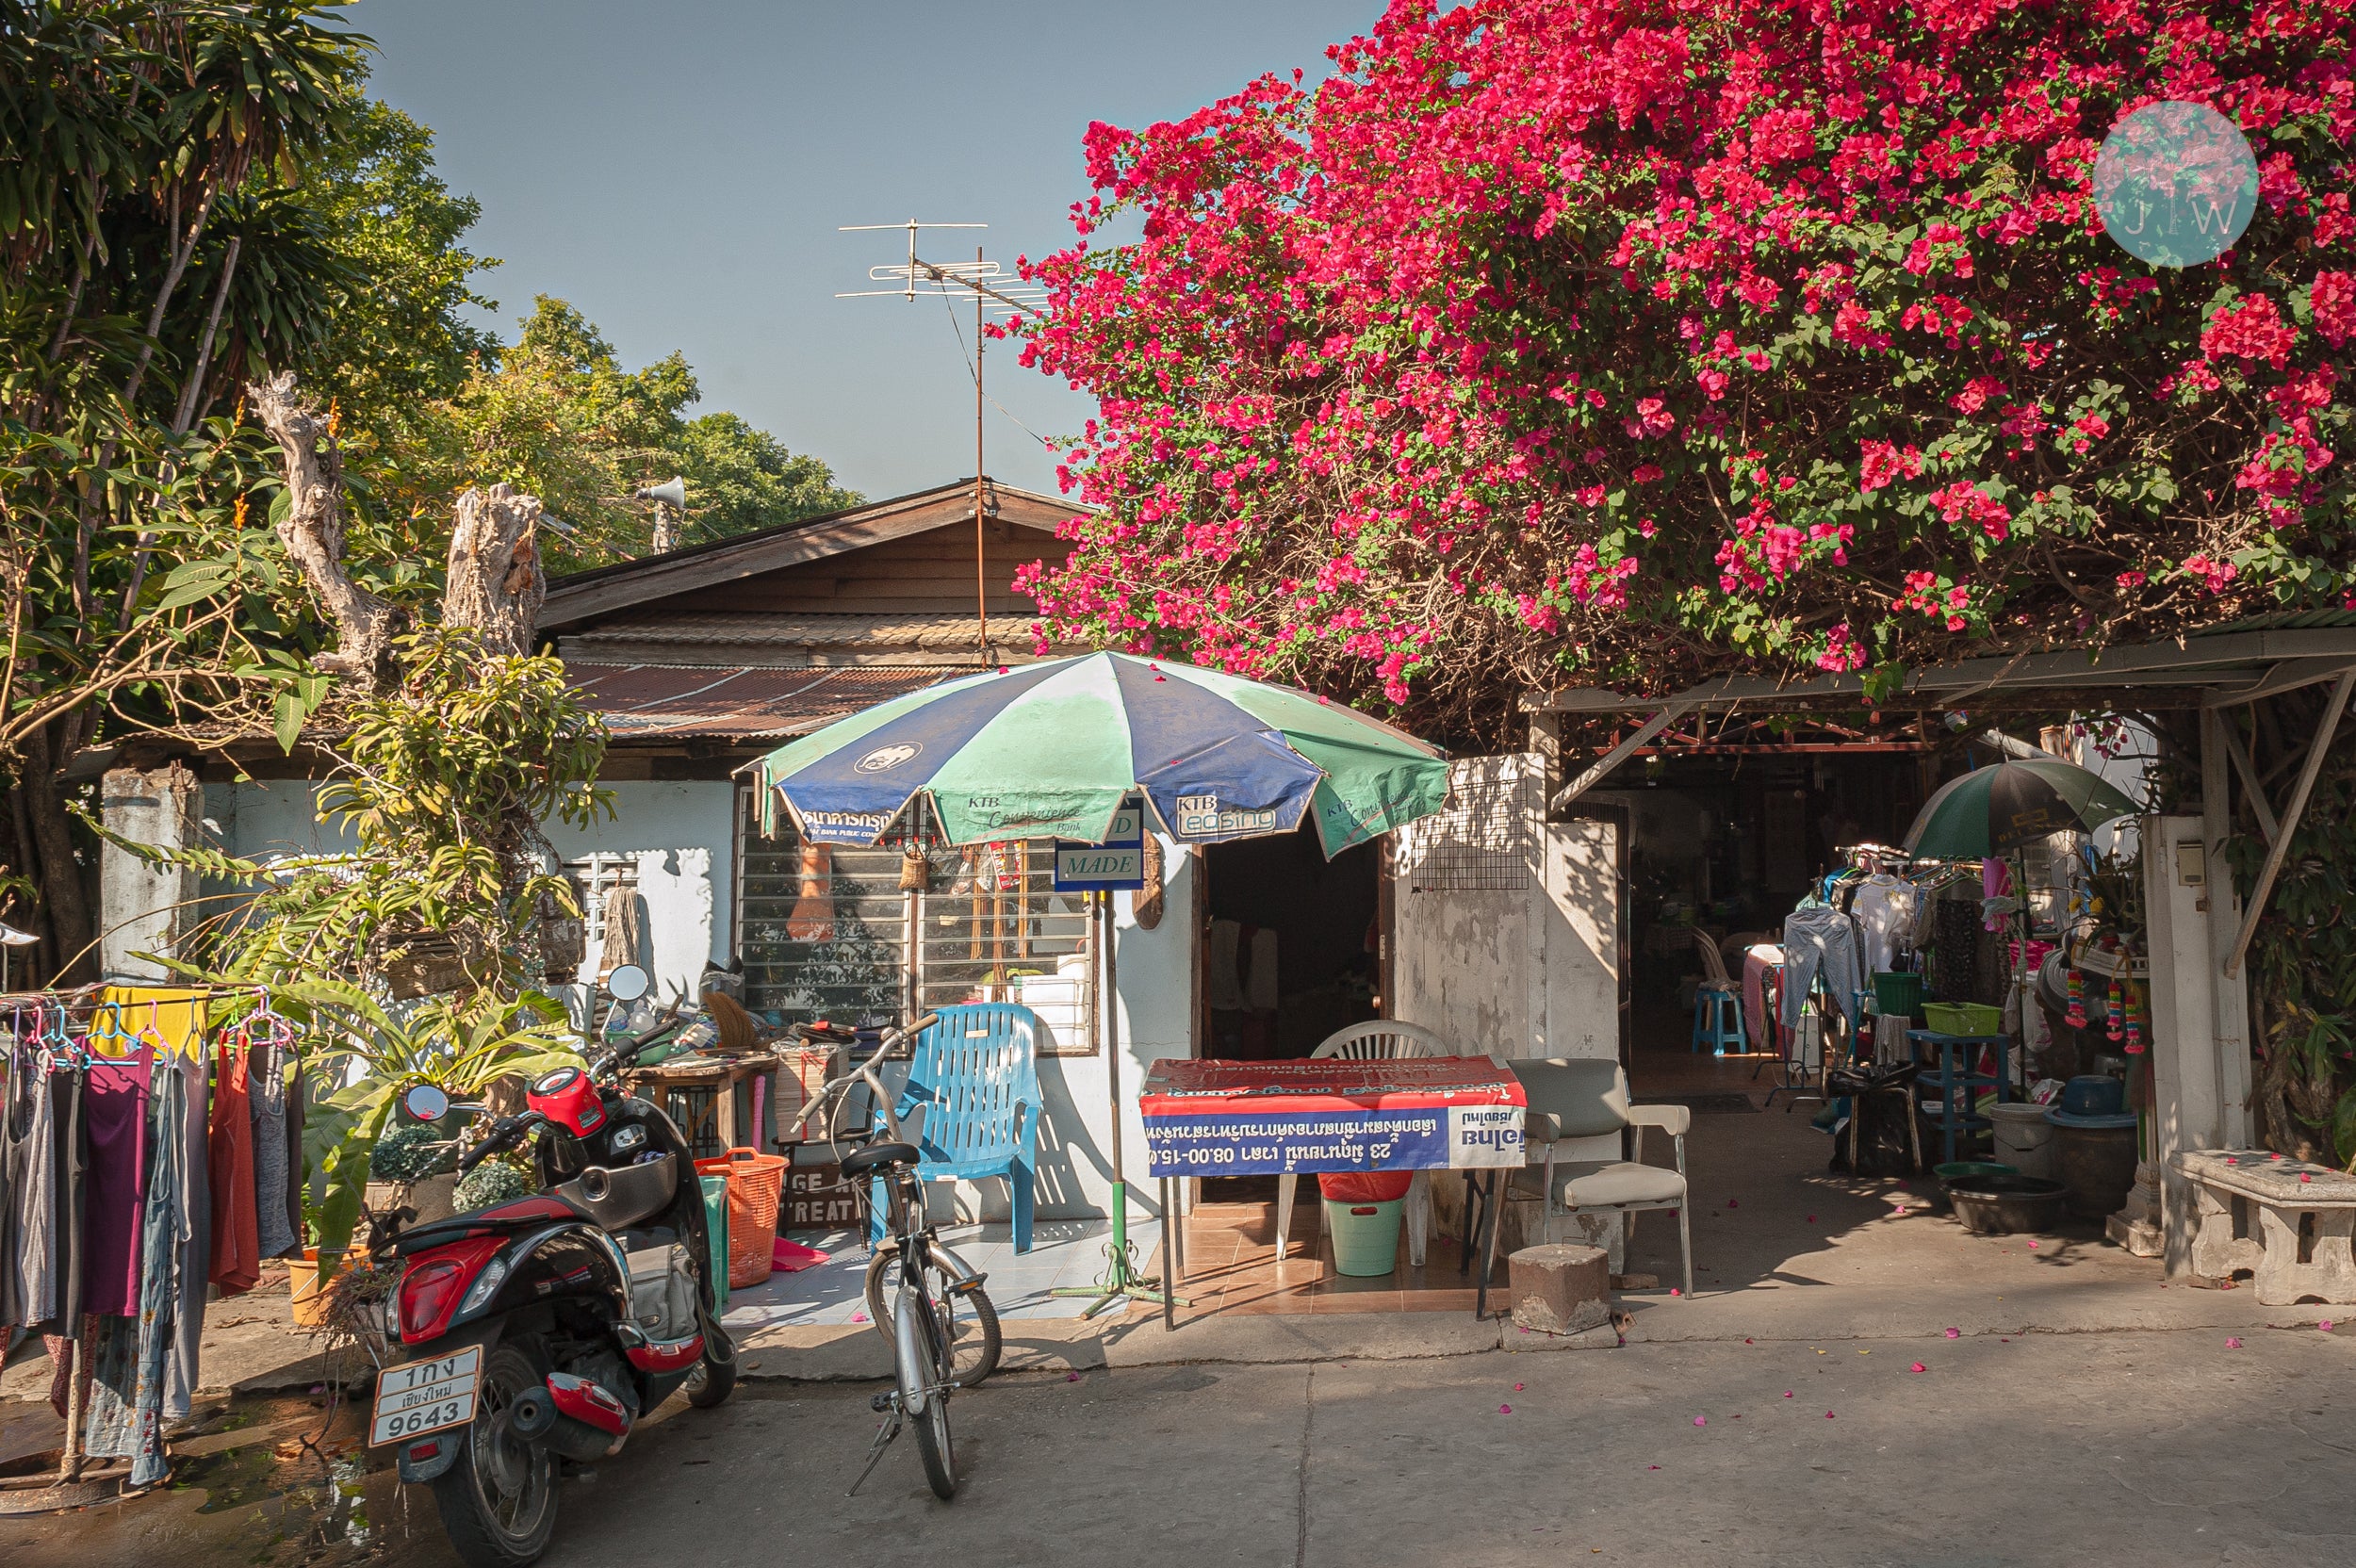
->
[369,1345,483,1447]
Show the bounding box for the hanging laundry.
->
[597,881,652,977]
[1848,874,1918,978]
[1,1039,48,1331]
[169,1048,210,1422]
[85,1055,186,1488]
[250,1038,298,1259]
[1780,907,1865,1029]
[80,1050,152,1317]
[281,1054,304,1253]
[207,1038,258,1297]
[783,843,835,944]
[1206,919,1246,1012]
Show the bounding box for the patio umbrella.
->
[1902,756,2141,860]
[751,650,1450,858]
[751,650,1452,1317]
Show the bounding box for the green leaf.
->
[273,689,303,754]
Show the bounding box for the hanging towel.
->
[1245,927,1280,1014]
[81,1054,152,1317]
[207,1043,258,1297]
[1207,920,1245,1011]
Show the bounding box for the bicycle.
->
[802,1015,998,1499]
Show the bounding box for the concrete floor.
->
[16,1321,2344,1568]
[10,1047,2346,1565]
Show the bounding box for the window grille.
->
[736,793,1098,1052]
[1399,757,1533,892]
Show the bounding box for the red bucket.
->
[1317,1169,1413,1203]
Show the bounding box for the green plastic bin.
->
[700,1172,730,1315]
[1872,971,1924,1021]
[1923,1001,2004,1036]
[1323,1198,1404,1277]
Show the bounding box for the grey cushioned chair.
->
[1478,1058,1693,1298]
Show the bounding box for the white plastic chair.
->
[1275,1021,1448,1267]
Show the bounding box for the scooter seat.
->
[392,1193,595,1256]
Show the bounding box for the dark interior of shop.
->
[1200,825,1382,1061]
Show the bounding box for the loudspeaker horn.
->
[634,477,687,508]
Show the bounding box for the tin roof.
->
[569,663,956,741]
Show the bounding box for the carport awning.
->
[1526,621,2356,716]
[568,663,954,740]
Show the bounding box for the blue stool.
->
[1691,986,1745,1056]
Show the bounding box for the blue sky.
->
[348,0,1383,501]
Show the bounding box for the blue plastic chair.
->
[872,1003,1041,1253]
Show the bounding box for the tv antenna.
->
[840,220,1048,659]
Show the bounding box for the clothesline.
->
[4,982,310,1490]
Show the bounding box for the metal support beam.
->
[2214,715,2279,845]
[1550,698,1696,811]
[2225,668,2355,977]
[2203,656,2356,708]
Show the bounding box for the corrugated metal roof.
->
[2200,609,2356,634]
[569,663,954,741]
[564,611,1042,651]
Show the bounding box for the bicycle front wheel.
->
[904,1290,957,1500]
[865,1240,1003,1387]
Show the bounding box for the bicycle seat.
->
[839,1141,920,1180]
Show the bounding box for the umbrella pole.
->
[1055,888,1186,1315]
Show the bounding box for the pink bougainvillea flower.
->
[1500,1404,1513,1414]
[2225,1337,2244,1348]
[1693,1415,1708,1427]
[1006,0,2356,727]
[1944,1328,1961,1339]
[1910,1363,1927,1373]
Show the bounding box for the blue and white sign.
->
[1054,797,1146,891]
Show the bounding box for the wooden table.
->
[624,1052,780,1158]
[2175,1148,2356,1304]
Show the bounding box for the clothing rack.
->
[3,982,304,1493]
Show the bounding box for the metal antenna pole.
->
[974,245,988,658]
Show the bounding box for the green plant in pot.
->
[287,981,584,1257]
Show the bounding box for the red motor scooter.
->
[364,965,735,1568]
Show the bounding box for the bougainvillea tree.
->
[1011,0,2356,736]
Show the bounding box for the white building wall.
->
[1392,755,1623,1259]
[205,779,737,1002]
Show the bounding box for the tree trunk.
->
[17,722,93,986]
[247,371,403,690]
[443,484,548,659]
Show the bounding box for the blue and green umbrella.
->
[753,651,1450,856]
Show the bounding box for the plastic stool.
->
[1691,986,1744,1056]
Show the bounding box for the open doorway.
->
[1200,823,1382,1061]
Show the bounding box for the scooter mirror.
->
[606,963,650,1003]
[400,1084,450,1123]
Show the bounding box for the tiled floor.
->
[719,1213,1165,1331]
[1151,1184,1486,1317]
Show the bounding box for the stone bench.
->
[2174,1148,2356,1305]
